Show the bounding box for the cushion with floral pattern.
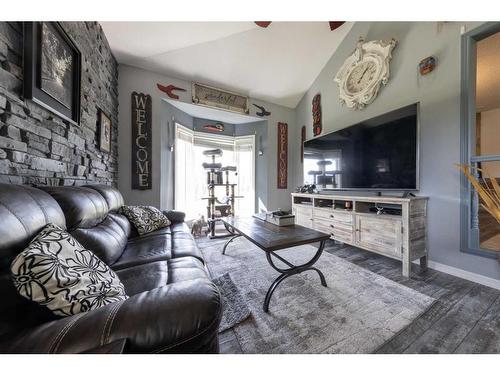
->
[10,223,128,316]
[120,205,171,235]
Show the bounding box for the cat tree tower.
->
[202,149,242,239]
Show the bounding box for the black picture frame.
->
[23,22,81,125]
[98,109,112,153]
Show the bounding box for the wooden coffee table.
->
[221,217,330,312]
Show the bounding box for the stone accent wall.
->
[0,22,118,186]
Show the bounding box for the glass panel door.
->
[234,135,255,216]
[470,30,500,252]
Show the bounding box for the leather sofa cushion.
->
[42,187,130,265]
[42,186,109,230]
[112,232,204,270]
[0,278,221,353]
[129,222,191,239]
[163,210,186,224]
[0,184,67,338]
[116,257,208,296]
[71,213,131,265]
[85,184,124,212]
[0,184,66,267]
[170,222,191,233]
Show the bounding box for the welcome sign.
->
[131,92,152,190]
[277,122,288,189]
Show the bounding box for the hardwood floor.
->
[216,240,500,354]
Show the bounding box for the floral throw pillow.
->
[11,223,128,317]
[120,205,171,235]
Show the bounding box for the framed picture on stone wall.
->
[23,22,81,125]
[98,109,112,153]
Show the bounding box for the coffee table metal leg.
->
[222,233,242,255]
[263,274,288,313]
[263,240,327,312]
[309,267,327,287]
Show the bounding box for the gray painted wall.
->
[118,65,192,208]
[118,64,296,213]
[294,22,499,280]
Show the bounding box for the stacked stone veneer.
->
[0,22,118,186]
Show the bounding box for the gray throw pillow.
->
[121,205,171,235]
[11,223,128,317]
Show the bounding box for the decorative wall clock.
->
[334,37,397,110]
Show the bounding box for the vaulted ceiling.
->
[100,22,353,108]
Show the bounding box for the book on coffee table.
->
[252,210,295,226]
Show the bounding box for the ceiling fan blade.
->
[329,21,345,31]
[255,21,272,28]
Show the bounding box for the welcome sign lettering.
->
[131,92,152,190]
[277,122,288,189]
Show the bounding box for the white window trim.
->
[174,123,256,215]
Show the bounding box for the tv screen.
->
[303,104,418,190]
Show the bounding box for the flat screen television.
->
[303,103,418,191]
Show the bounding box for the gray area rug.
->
[199,237,436,353]
[212,273,252,332]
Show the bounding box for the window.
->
[461,23,500,257]
[174,124,255,220]
[174,125,195,219]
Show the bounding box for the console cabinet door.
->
[355,215,402,259]
[293,205,313,228]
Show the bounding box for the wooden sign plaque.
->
[131,92,152,190]
[277,122,288,189]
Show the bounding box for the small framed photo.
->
[23,22,81,125]
[98,109,112,153]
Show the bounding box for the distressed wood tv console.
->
[291,193,428,277]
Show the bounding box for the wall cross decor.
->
[312,93,322,136]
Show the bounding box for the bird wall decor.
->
[157,83,186,100]
[253,103,271,117]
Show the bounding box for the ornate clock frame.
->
[334,37,397,110]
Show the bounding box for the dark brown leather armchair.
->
[0,183,221,353]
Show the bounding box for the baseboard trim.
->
[413,259,500,290]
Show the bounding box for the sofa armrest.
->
[0,279,221,354]
[163,210,186,223]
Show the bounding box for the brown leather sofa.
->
[0,183,221,353]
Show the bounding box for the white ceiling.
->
[477,31,500,112]
[165,99,262,124]
[100,22,353,108]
